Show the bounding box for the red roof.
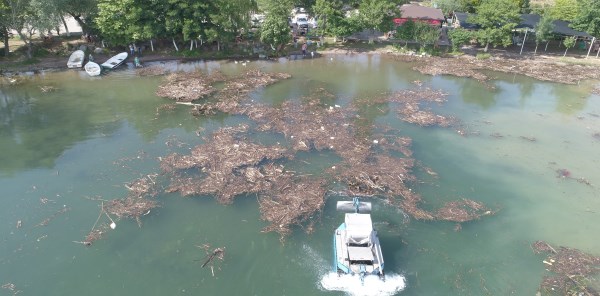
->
[400,4,445,21]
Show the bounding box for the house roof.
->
[454,12,480,30]
[454,12,593,38]
[400,4,445,21]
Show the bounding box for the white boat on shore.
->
[84,62,101,76]
[333,197,385,282]
[67,50,85,68]
[101,52,128,69]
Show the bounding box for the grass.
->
[476,53,492,59]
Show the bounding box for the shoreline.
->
[2,46,600,86]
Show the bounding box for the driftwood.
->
[532,241,600,295]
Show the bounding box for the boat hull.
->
[67,50,85,68]
[84,62,102,77]
[101,52,128,69]
[333,213,384,278]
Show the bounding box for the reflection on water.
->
[1,55,599,295]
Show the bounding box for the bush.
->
[449,28,473,52]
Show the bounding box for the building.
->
[394,4,445,27]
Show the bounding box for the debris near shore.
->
[137,65,170,76]
[532,240,600,295]
[156,70,225,102]
[410,55,600,85]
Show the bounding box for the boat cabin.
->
[345,213,375,264]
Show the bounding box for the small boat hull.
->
[333,198,385,281]
[101,52,128,69]
[84,62,102,76]
[67,50,85,68]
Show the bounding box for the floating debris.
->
[197,244,225,277]
[532,240,600,295]
[156,70,225,102]
[36,206,70,227]
[409,55,600,85]
[39,85,57,92]
[137,65,170,76]
[435,198,493,223]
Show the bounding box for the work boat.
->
[333,197,385,282]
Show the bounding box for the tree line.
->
[1,0,600,58]
[447,0,600,55]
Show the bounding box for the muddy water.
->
[1,55,599,295]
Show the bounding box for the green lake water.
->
[1,55,599,295]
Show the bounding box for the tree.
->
[534,13,554,54]
[5,0,63,58]
[165,0,216,46]
[357,0,397,41]
[562,35,576,56]
[435,0,466,16]
[96,0,170,47]
[449,27,472,51]
[414,22,440,50]
[260,0,292,53]
[548,0,579,21]
[0,0,10,56]
[313,0,360,41]
[57,0,99,34]
[208,0,257,50]
[395,19,415,46]
[571,0,600,38]
[470,0,521,51]
[459,0,481,13]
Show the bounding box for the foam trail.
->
[320,272,406,296]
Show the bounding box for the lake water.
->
[1,55,599,295]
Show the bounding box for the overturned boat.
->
[333,197,385,281]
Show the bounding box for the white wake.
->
[320,272,406,296]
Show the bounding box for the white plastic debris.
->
[335,104,341,108]
[110,222,117,229]
[373,140,379,144]
[330,137,335,140]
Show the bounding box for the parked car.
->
[296,16,309,29]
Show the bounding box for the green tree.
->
[562,35,576,56]
[460,0,481,13]
[165,0,216,46]
[56,0,99,34]
[449,27,472,51]
[435,0,466,16]
[534,13,554,54]
[549,0,579,21]
[5,0,63,58]
[260,0,292,53]
[470,0,521,51]
[0,0,10,56]
[395,19,415,46]
[357,0,397,41]
[571,0,600,38]
[313,0,343,36]
[414,22,440,50]
[207,0,257,50]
